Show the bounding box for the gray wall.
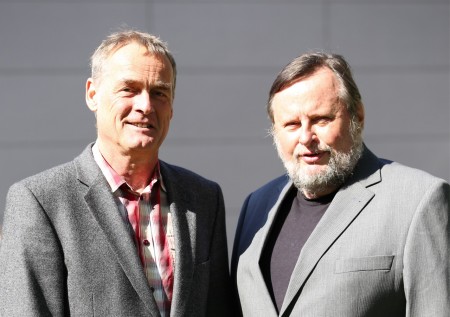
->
[1,0,449,250]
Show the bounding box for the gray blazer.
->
[0,144,234,317]
[232,146,450,316]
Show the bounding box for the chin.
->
[128,137,157,147]
[301,165,327,175]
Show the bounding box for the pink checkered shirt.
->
[92,143,175,317]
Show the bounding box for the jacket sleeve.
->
[403,180,450,316]
[0,182,67,316]
[230,193,251,285]
[204,182,239,317]
[230,194,251,317]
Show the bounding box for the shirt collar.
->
[92,142,166,193]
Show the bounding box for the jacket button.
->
[143,239,150,246]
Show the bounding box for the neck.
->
[98,142,158,193]
[301,185,339,200]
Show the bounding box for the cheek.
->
[315,129,335,146]
[276,131,298,155]
[160,107,173,124]
[96,105,125,134]
[111,100,132,121]
[318,124,352,151]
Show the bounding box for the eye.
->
[153,91,165,97]
[313,116,332,126]
[119,86,137,95]
[151,89,170,100]
[284,121,301,130]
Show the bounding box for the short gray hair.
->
[90,29,177,90]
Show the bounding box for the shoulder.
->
[12,161,76,195]
[354,146,448,192]
[159,160,222,192]
[7,144,96,200]
[240,174,291,224]
[247,174,291,204]
[379,159,448,189]
[4,160,79,226]
[360,154,450,212]
[232,175,290,262]
[10,144,102,197]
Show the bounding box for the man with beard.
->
[231,52,449,316]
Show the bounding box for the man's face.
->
[86,42,174,160]
[271,67,364,198]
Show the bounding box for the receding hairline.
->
[268,65,340,119]
[89,30,177,91]
[275,66,336,94]
[267,52,362,124]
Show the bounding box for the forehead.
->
[104,42,173,80]
[272,68,341,114]
[277,68,338,98]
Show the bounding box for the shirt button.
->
[143,239,150,246]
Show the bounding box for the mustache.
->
[293,143,332,158]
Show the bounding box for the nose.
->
[134,91,153,114]
[298,124,316,146]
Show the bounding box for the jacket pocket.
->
[335,255,394,273]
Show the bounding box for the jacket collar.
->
[280,145,382,315]
[74,146,198,316]
[74,143,160,316]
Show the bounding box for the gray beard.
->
[274,122,364,198]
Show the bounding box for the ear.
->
[85,78,98,112]
[356,102,365,129]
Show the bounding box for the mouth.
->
[128,122,154,129]
[299,151,328,164]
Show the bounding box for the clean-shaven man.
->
[0,29,234,317]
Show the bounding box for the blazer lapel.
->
[239,180,294,316]
[159,162,194,316]
[74,144,159,315]
[279,184,374,315]
[279,146,382,316]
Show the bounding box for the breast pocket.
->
[335,255,394,274]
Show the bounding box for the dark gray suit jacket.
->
[0,144,234,316]
[232,146,450,316]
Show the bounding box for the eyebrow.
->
[120,79,172,91]
[153,81,173,91]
